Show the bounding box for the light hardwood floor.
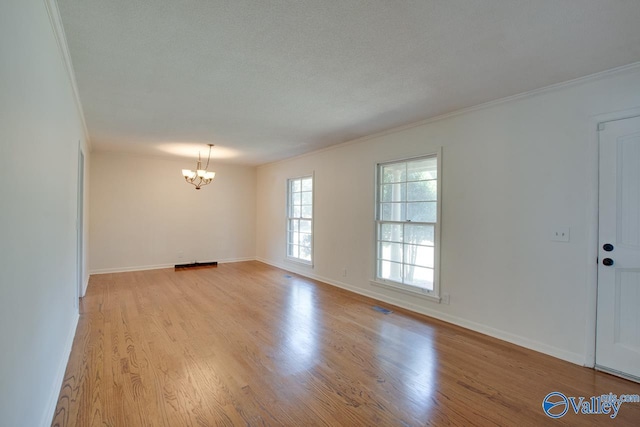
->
[52,261,640,426]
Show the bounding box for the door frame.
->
[586,107,640,368]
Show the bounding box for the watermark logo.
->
[542,392,569,418]
[542,392,640,419]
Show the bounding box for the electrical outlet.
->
[441,293,450,305]
[551,227,570,242]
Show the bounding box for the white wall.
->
[0,1,89,426]
[90,152,256,273]
[257,66,640,365]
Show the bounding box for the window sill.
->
[285,257,313,268]
[370,280,441,303]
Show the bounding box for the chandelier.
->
[181,144,216,190]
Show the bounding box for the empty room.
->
[3,1,640,426]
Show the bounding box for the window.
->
[375,154,440,296]
[287,175,313,264]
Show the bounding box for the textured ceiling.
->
[57,0,640,165]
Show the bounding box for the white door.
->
[596,115,640,381]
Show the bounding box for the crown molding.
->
[259,61,640,169]
[43,0,92,151]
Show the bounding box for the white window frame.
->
[286,174,314,265]
[371,150,442,301]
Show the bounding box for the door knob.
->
[603,258,614,266]
[603,243,614,252]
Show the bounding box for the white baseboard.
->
[41,311,79,427]
[90,263,174,275]
[90,257,257,275]
[218,257,256,264]
[256,257,584,366]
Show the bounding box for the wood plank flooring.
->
[52,261,640,426]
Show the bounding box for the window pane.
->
[404,244,434,268]
[379,223,403,243]
[407,180,436,202]
[379,241,403,263]
[407,202,437,222]
[381,183,405,203]
[407,158,437,181]
[287,175,313,263]
[403,266,434,290]
[301,178,312,191]
[301,191,312,205]
[300,232,312,247]
[378,260,403,283]
[405,224,434,246]
[299,220,312,233]
[288,244,299,258]
[381,163,406,183]
[381,203,405,221]
[299,246,311,261]
[376,157,437,291]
